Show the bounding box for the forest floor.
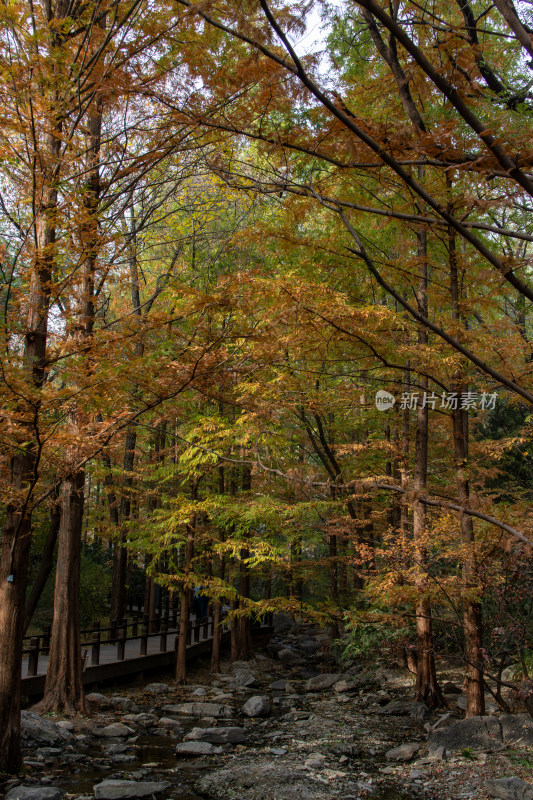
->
[5,623,533,800]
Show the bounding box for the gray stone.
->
[144,683,170,694]
[333,680,360,694]
[500,714,533,747]
[97,723,135,738]
[6,788,64,800]
[195,760,334,800]
[385,742,421,762]
[157,717,183,729]
[428,716,503,752]
[377,700,429,719]
[109,696,139,713]
[21,711,73,745]
[270,679,294,692]
[161,702,232,718]
[191,687,207,696]
[55,720,75,732]
[277,648,301,664]
[298,638,319,654]
[233,670,257,688]
[175,741,223,756]
[93,780,171,799]
[242,696,271,717]
[305,674,340,692]
[485,777,533,800]
[185,726,246,744]
[428,745,447,761]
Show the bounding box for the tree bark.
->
[413,213,444,709]
[39,472,89,713]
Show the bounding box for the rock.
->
[385,742,421,762]
[97,724,135,738]
[304,754,326,769]
[277,648,301,664]
[333,680,360,694]
[485,777,533,800]
[161,702,232,718]
[109,696,139,713]
[428,716,503,752]
[55,721,75,732]
[191,687,207,696]
[233,670,257,688]
[175,741,223,756]
[304,674,340,692]
[195,760,337,800]
[86,694,138,712]
[144,683,170,694]
[185,726,246,744]
[123,713,157,726]
[428,745,447,761]
[157,717,183,729]
[21,711,73,745]
[270,679,294,692]
[6,788,64,800]
[374,666,411,687]
[93,780,171,799]
[298,638,319,654]
[443,682,462,694]
[242,696,271,717]
[377,700,429,719]
[410,769,426,780]
[500,714,533,747]
[86,692,109,705]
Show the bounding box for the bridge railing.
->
[21,611,272,677]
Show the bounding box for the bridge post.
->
[117,622,126,661]
[202,618,208,640]
[28,636,40,677]
[132,615,138,638]
[140,621,148,655]
[110,618,117,643]
[92,628,101,666]
[160,619,168,652]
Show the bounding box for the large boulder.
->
[500,714,533,747]
[242,696,271,717]
[176,741,223,757]
[428,716,503,753]
[185,726,246,744]
[161,702,232,718]
[96,724,135,738]
[195,760,336,800]
[305,674,340,692]
[93,780,171,799]
[6,788,64,800]
[21,711,73,745]
[485,777,533,800]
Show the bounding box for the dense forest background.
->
[1,0,533,774]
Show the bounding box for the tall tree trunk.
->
[39,72,102,714]
[449,206,485,717]
[39,473,89,713]
[0,53,62,767]
[176,519,194,683]
[413,213,444,708]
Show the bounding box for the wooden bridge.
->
[21,612,274,699]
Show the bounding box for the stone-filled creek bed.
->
[5,622,533,800]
